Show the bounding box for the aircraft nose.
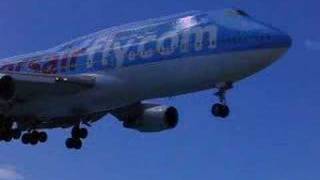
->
[245,22,292,69]
[264,24,292,49]
[283,33,292,48]
[255,26,292,67]
[271,30,292,49]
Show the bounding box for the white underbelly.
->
[116,47,286,99]
[11,48,286,119]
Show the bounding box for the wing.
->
[0,71,96,101]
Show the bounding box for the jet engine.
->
[115,104,179,132]
[0,74,15,100]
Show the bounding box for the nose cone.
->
[251,18,292,50]
[243,22,292,72]
[251,21,292,63]
[256,28,292,69]
[263,25,292,64]
[283,33,292,48]
[270,29,292,49]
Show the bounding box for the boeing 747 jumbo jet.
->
[0,9,291,150]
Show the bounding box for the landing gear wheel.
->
[21,131,48,145]
[211,103,230,118]
[71,127,80,139]
[65,138,75,149]
[30,131,39,145]
[73,139,82,150]
[3,132,12,142]
[71,127,88,139]
[79,128,88,139]
[38,132,48,143]
[67,124,88,149]
[0,130,21,142]
[212,83,233,119]
[65,138,82,150]
[21,133,31,144]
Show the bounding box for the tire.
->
[30,131,39,145]
[79,128,88,139]
[3,133,12,142]
[65,138,74,149]
[220,105,230,118]
[38,132,48,143]
[211,103,223,117]
[21,133,30,144]
[211,104,230,118]
[71,127,80,139]
[73,139,82,150]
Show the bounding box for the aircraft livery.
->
[0,9,289,75]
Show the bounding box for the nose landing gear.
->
[211,82,232,118]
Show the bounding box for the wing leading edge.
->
[0,71,96,101]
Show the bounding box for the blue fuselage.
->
[2,9,292,121]
[0,9,291,76]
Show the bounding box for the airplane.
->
[0,9,291,150]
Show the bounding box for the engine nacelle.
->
[0,74,15,100]
[122,104,179,132]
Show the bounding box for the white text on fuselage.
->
[0,25,218,74]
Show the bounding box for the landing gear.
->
[65,138,82,150]
[65,126,88,150]
[71,127,88,139]
[0,131,13,142]
[0,117,22,142]
[211,82,232,118]
[12,129,22,140]
[211,103,230,118]
[21,131,48,145]
[0,130,21,142]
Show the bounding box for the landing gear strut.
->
[211,82,232,118]
[65,126,88,150]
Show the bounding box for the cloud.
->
[0,166,24,180]
[305,40,320,50]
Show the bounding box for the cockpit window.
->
[224,9,250,17]
[234,9,249,17]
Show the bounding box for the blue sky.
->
[0,0,319,180]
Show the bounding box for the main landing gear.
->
[65,126,88,150]
[0,129,21,142]
[211,82,232,118]
[0,115,48,145]
[21,131,48,145]
[0,117,22,142]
